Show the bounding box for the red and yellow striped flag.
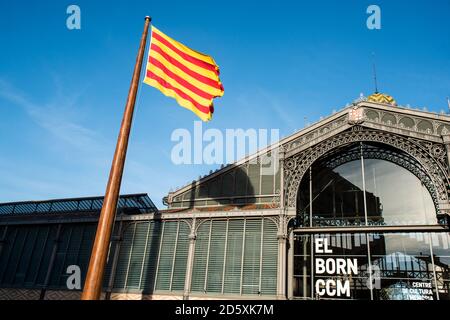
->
[143,26,224,121]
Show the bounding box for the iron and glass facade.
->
[0,199,279,299]
[292,141,449,300]
[0,97,449,300]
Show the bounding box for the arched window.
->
[297,142,437,227]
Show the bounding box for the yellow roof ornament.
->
[367,92,397,106]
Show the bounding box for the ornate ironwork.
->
[283,127,450,215]
[319,143,439,211]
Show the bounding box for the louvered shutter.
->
[261,218,278,295]
[0,227,15,284]
[223,219,244,294]
[15,227,39,287]
[113,223,134,290]
[60,225,85,288]
[242,219,262,295]
[49,225,72,287]
[171,222,189,291]
[141,221,161,293]
[126,222,148,290]
[190,220,210,293]
[102,223,121,289]
[3,226,28,286]
[155,221,177,291]
[76,224,95,288]
[24,226,51,287]
[206,219,226,293]
[35,225,59,286]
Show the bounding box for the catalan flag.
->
[144,26,224,121]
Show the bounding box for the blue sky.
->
[0,0,449,208]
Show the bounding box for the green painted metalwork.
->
[0,218,278,297]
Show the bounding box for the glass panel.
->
[293,232,450,300]
[370,233,433,300]
[294,233,372,299]
[293,234,313,299]
[248,162,261,196]
[364,159,437,225]
[300,160,366,227]
[298,142,437,227]
[430,233,450,300]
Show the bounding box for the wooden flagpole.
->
[81,16,151,300]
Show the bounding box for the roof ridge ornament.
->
[353,92,367,104]
[367,92,397,106]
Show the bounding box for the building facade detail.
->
[1,100,449,300]
[282,116,450,216]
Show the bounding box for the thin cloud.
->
[0,79,115,202]
[236,87,297,132]
[256,88,298,131]
[0,79,102,151]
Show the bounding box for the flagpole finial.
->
[145,16,152,22]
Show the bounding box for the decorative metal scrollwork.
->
[320,144,439,210]
[283,128,450,214]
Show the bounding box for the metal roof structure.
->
[0,193,157,217]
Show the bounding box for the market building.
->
[0,93,449,300]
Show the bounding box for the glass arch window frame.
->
[296,142,443,229]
